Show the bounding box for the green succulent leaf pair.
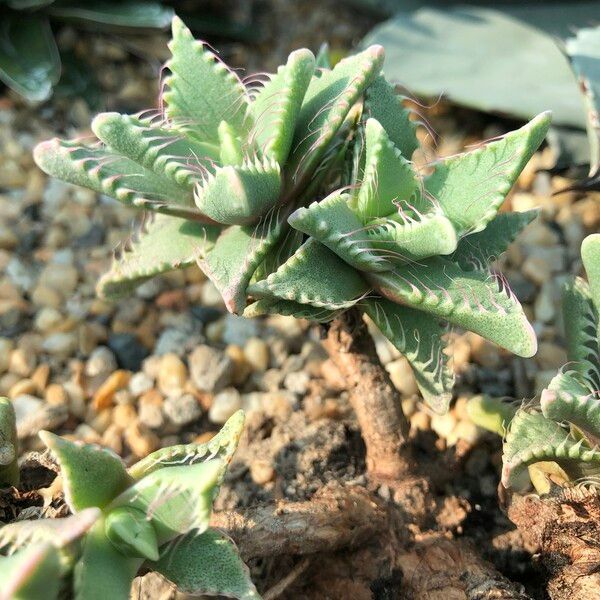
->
[0,410,260,600]
[34,16,551,413]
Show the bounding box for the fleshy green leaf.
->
[104,507,159,561]
[198,211,287,313]
[364,297,453,413]
[128,410,245,480]
[218,120,244,166]
[163,17,249,142]
[193,158,282,225]
[97,214,220,301]
[0,397,18,487]
[74,519,141,600]
[110,460,222,545]
[39,431,132,512]
[561,277,600,389]
[363,75,418,159]
[0,14,60,102]
[369,256,537,357]
[424,112,551,234]
[248,238,370,310]
[288,45,385,183]
[249,48,315,164]
[466,394,517,437]
[244,297,342,323]
[289,191,388,272]
[150,529,261,600]
[502,408,600,488]
[1,544,61,600]
[582,233,600,318]
[91,112,219,189]
[356,118,419,221]
[450,209,539,270]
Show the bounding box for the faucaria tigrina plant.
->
[34,17,549,438]
[0,411,259,600]
[469,234,600,492]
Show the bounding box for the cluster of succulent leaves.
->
[35,16,551,414]
[0,408,260,600]
[496,234,600,492]
[0,0,174,102]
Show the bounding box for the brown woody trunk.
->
[323,308,412,481]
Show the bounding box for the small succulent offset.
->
[0,411,259,600]
[496,234,600,491]
[35,16,550,413]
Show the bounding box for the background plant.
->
[0,411,259,600]
[34,15,549,478]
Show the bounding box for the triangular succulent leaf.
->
[425,112,551,235]
[364,297,453,413]
[0,397,18,487]
[218,121,244,166]
[244,297,343,322]
[128,410,245,480]
[150,529,261,600]
[581,233,600,319]
[248,238,370,310]
[450,209,539,270]
[249,48,315,164]
[466,394,517,437]
[369,257,537,357]
[97,214,220,301]
[194,158,282,225]
[356,118,419,221]
[363,75,418,159]
[104,507,159,562]
[39,431,132,512]
[163,17,249,143]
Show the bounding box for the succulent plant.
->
[34,16,550,414]
[491,234,600,491]
[0,411,259,600]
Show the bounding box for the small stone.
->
[154,327,203,357]
[9,348,36,377]
[42,332,77,357]
[85,346,117,378]
[469,336,502,369]
[63,381,86,419]
[226,345,251,385]
[31,285,62,309]
[450,421,483,446]
[0,373,19,396]
[222,314,259,346]
[12,394,43,426]
[8,378,38,399]
[34,307,63,333]
[128,372,153,397]
[38,263,78,296]
[209,388,242,424]
[157,353,188,396]
[113,389,135,406]
[189,345,234,393]
[250,460,275,485]
[108,333,149,372]
[431,412,457,440]
[0,338,14,374]
[112,403,138,429]
[124,421,159,457]
[534,282,556,323]
[205,318,225,344]
[163,393,202,427]
[92,370,131,411]
[522,256,551,286]
[536,342,568,370]
[244,337,270,372]
[31,364,50,391]
[284,371,310,395]
[0,225,17,250]
[138,390,165,429]
[101,424,123,455]
[90,408,113,435]
[45,384,68,406]
[410,411,430,432]
[387,358,418,397]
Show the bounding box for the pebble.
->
[11,394,43,425]
[163,393,202,427]
[42,332,78,357]
[157,353,187,396]
[431,412,457,440]
[101,424,123,455]
[108,333,149,371]
[31,285,62,308]
[250,460,275,485]
[189,345,234,393]
[536,342,567,370]
[34,307,63,333]
[138,391,165,429]
[9,348,36,377]
[244,337,270,372]
[128,372,154,397]
[284,371,310,395]
[92,370,131,411]
[85,346,117,380]
[209,388,242,424]
[8,378,38,399]
[226,345,251,385]
[522,256,551,286]
[222,314,259,346]
[45,384,68,406]
[38,263,78,296]
[0,338,14,374]
[112,404,137,429]
[124,421,159,457]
